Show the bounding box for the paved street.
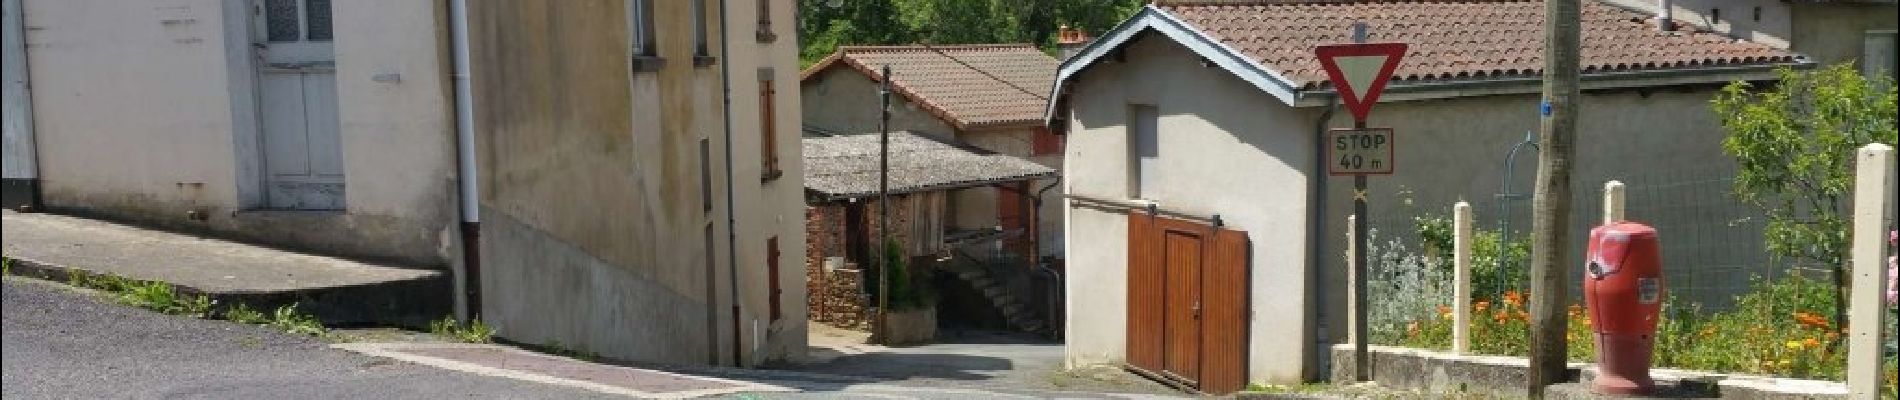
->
[1,277,625,399]
[3,276,1181,399]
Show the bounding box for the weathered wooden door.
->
[1162,229,1204,382]
[1126,214,1250,395]
[253,0,343,210]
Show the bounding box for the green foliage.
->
[221,303,268,325]
[1409,212,1531,299]
[797,0,1144,65]
[116,280,213,317]
[880,240,932,310]
[1391,273,1878,381]
[430,316,497,344]
[1713,64,1898,270]
[267,303,328,337]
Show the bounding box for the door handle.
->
[1192,302,1202,319]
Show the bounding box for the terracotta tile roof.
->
[1156,0,1805,90]
[802,44,1058,130]
[803,132,1056,201]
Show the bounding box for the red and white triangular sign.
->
[1315,43,1408,122]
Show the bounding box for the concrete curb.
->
[1330,344,1851,399]
[2,254,448,327]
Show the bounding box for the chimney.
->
[1057,25,1091,61]
[1657,0,1675,31]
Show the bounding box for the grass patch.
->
[53,270,327,338]
[264,303,328,337]
[221,303,268,325]
[429,315,496,344]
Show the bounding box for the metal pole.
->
[1349,21,1372,384]
[1529,0,1582,397]
[876,65,893,345]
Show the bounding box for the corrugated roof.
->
[803,133,1056,202]
[802,44,1059,131]
[1155,0,1805,90]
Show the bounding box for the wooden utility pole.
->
[1348,22,1371,383]
[1528,0,1581,397]
[876,65,893,345]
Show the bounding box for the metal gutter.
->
[1292,61,1810,107]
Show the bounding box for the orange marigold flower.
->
[1475,301,1491,313]
[1503,291,1524,306]
[1438,305,1453,316]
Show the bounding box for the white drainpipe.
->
[448,0,483,320]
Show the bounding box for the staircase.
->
[939,247,1050,335]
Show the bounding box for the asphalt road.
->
[3,276,1182,399]
[1,277,622,399]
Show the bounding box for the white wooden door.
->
[253,0,343,210]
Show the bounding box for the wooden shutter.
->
[767,236,782,321]
[760,81,779,178]
[1126,213,1164,372]
[1200,228,1250,394]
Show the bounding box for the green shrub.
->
[221,303,268,325]
[430,316,497,344]
[267,303,327,337]
[880,240,931,311]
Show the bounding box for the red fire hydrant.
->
[1583,222,1664,396]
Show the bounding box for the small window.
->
[700,138,714,212]
[1032,127,1062,156]
[766,236,783,322]
[264,0,331,43]
[693,0,710,57]
[760,70,781,180]
[630,0,657,57]
[1129,105,1159,199]
[755,0,776,43]
[1710,8,1721,25]
[1751,6,1761,23]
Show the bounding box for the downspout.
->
[716,0,744,368]
[1308,95,1337,380]
[1,0,39,212]
[448,0,482,321]
[1032,176,1062,339]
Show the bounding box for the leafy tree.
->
[1713,63,1897,327]
[797,0,1144,66]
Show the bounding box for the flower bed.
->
[1381,274,1897,393]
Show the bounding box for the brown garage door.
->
[1126,214,1250,395]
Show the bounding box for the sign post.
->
[1317,22,1406,383]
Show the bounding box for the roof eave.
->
[806,171,1061,204]
[1288,60,1813,107]
[1044,5,1306,126]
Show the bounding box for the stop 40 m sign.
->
[1327,127,1394,176]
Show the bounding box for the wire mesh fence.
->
[1365,164,1795,314]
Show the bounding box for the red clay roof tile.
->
[1156,0,1804,90]
[802,44,1058,130]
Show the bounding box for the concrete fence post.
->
[1848,144,1895,399]
[1452,202,1474,355]
[1346,214,1359,347]
[1603,180,1625,224]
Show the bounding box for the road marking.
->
[333,342,794,399]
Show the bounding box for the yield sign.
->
[1315,43,1408,122]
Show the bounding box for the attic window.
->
[1710,8,1721,25]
